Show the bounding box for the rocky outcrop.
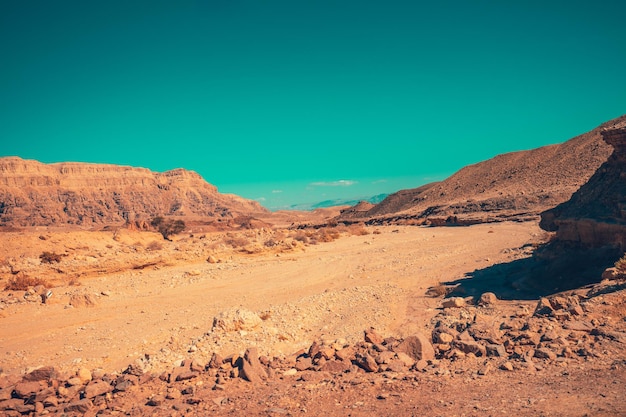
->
[339,115,626,224]
[0,157,267,227]
[540,128,626,250]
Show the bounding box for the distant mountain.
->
[339,115,626,224]
[0,157,268,227]
[289,194,389,211]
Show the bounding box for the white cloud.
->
[255,197,267,202]
[310,180,357,187]
[272,190,283,193]
[372,179,387,184]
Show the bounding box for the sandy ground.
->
[2,221,626,416]
[0,222,546,376]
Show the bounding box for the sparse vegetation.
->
[151,216,186,240]
[4,273,50,291]
[146,241,164,251]
[615,254,626,274]
[39,251,63,264]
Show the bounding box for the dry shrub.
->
[314,228,340,243]
[292,231,309,244]
[40,251,63,264]
[373,229,382,235]
[615,254,626,274]
[224,236,250,248]
[4,273,50,291]
[259,310,272,321]
[147,241,163,251]
[348,224,370,236]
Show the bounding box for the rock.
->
[478,292,498,306]
[13,381,42,399]
[212,309,262,332]
[534,298,555,316]
[396,352,416,368]
[364,328,384,345]
[0,398,35,414]
[320,360,351,373]
[146,395,165,406]
[84,380,112,399]
[500,361,514,371]
[454,340,486,357]
[486,344,507,358]
[602,267,619,280]
[190,359,205,373]
[69,293,98,308]
[207,255,219,264]
[442,297,466,309]
[65,399,93,413]
[534,348,557,360]
[166,388,182,400]
[283,369,297,377]
[239,347,268,383]
[394,334,435,362]
[175,371,199,382]
[208,352,224,369]
[77,367,92,383]
[335,346,356,362]
[295,357,313,371]
[23,366,57,382]
[358,355,379,372]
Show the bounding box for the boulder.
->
[212,309,262,332]
[442,297,466,309]
[394,334,435,361]
[84,380,112,399]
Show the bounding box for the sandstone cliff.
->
[0,158,268,227]
[339,115,626,224]
[540,127,626,249]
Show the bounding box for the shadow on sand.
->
[445,241,622,300]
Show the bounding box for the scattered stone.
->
[77,367,92,383]
[395,334,435,361]
[69,293,98,308]
[212,309,262,332]
[283,368,297,377]
[65,399,93,413]
[478,292,498,306]
[84,380,113,399]
[358,355,379,372]
[442,297,466,309]
[500,361,514,371]
[534,348,557,361]
[23,366,57,382]
[13,381,42,399]
[207,255,219,264]
[364,328,384,345]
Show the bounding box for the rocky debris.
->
[212,308,263,332]
[68,293,98,308]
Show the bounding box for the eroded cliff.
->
[0,157,267,227]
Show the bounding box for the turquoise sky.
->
[1,1,624,210]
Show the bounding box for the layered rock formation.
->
[339,115,626,224]
[0,157,267,227]
[540,127,626,249]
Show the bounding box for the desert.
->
[0,122,625,416]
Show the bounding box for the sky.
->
[1,1,625,210]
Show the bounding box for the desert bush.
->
[151,216,186,240]
[146,241,163,251]
[348,224,370,236]
[615,254,626,273]
[292,231,309,244]
[224,235,251,248]
[40,251,63,264]
[4,273,50,291]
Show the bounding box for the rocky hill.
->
[541,127,626,249]
[0,157,268,227]
[339,115,626,225]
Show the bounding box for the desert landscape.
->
[0,119,625,416]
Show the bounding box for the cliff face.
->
[540,128,626,249]
[0,157,267,227]
[340,115,626,223]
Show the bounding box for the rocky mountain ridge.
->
[340,115,626,224]
[0,157,267,227]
